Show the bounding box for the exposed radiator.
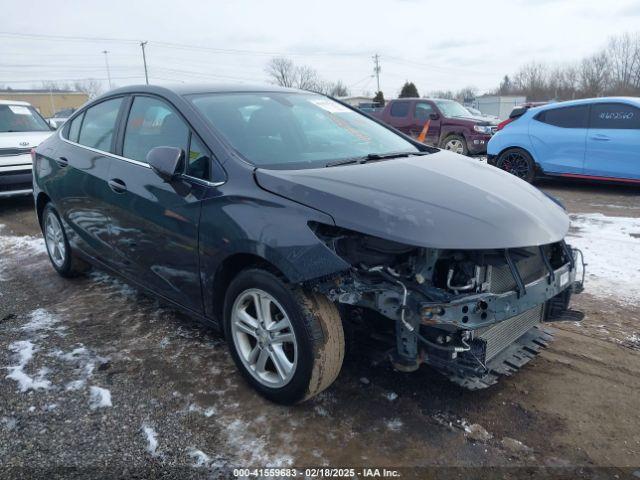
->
[476,305,544,361]
[486,247,547,294]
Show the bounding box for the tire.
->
[496,148,535,183]
[41,204,88,278]
[223,268,345,404]
[440,135,469,155]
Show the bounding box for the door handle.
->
[108,178,127,193]
[56,156,69,167]
[591,135,611,141]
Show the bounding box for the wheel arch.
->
[211,252,288,323]
[36,192,52,227]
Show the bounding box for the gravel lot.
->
[1,179,639,479]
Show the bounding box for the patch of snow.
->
[225,418,293,467]
[385,418,403,432]
[1,416,17,431]
[188,448,211,467]
[0,228,47,256]
[384,392,398,401]
[5,341,51,392]
[89,386,112,409]
[66,379,85,391]
[203,407,217,417]
[142,425,160,457]
[22,308,64,333]
[568,213,640,304]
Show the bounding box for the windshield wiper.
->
[325,151,429,167]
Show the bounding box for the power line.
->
[102,50,112,88]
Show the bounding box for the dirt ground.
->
[1,178,639,479]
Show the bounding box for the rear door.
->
[528,104,589,174]
[584,102,640,180]
[53,96,125,261]
[387,101,413,135]
[104,94,215,312]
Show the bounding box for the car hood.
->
[449,115,498,126]
[254,151,569,250]
[0,131,53,149]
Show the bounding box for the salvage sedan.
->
[33,84,585,404]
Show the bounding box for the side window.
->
[67,112,84,143]
[123,96,189,163]
[535,105,589,128]
[186,135,210,180]
[414,102,434,122]
[390,101,410,118]
[590,103,640,130]
[77,98,123,152]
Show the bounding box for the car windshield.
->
[0,104,51,133]
[434,100,474,119]
[189,92,420,169]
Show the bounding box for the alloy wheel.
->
[44,211,66,268]
[445,139,465,154]
[498,152,531,180]
[230,288,298,388]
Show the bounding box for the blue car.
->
[487,97,640,184]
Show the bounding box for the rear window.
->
[77,98,123,152]
[590,103,640,130]
[535,105,589,128]
[0,104,51,133]
[390,101,410,118]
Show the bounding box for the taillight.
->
[30,148,36,162]
[497,118,514,131]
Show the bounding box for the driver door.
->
[104,95,213,313]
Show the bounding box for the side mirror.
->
[147,146,184,182]
[429,113,440,121]
[48,119,57,130]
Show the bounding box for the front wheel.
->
[440,135,468,155]
[496,148,535,183]
[223,269,345,404]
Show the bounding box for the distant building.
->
[474,95,527,120]
[0,89,89,117]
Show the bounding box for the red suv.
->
[371,98,498,155]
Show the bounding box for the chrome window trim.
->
[57,128,225,187]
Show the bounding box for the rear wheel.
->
[223,268,345,404]
[440,135,468,155]
[42,204,88,278]
[496,148,535,183]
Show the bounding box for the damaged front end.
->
[309,222,585,389]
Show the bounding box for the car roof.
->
[0,99,32,106]
[534,96,640,111]
[104,83,305,98]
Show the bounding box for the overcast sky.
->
[2,0,640,98]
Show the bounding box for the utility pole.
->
[102,50,112,89]
[372,54,381,93]
[140,41,149,85]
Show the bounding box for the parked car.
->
[0,100,53,197]
[356,101,383,114]
[370,98,498,155]
[34,84,584,404]
[488,97,640,184]
[47,108,76,129]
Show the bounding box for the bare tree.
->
[606,32,640,93]
[265,57,297,88]
[579,52,610,97]
[73,79,103,99]
[265,57,349,96]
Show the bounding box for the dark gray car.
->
[33,84,584,404]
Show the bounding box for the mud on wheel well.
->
[36,193,51,227]
[211,253,287,323]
